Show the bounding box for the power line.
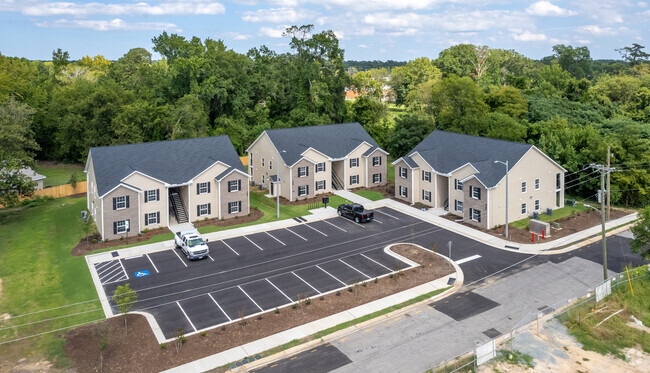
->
[6,299,101,320]
[0,318,105,346]
[0,308,103,332]
[565,174,602,189]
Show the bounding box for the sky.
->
[0,0,648,62]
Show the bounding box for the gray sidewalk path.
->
[333,189,372,204]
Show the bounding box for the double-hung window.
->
[373,173,382,183]
[228,201,241,214]
[455,179,463,191]
[422,171,431,182]
[455,200,463,212]
[399,167,407,179]
[146,189,157,202]
[521,182,527,193]
[146,212,159,225]
[422,190,431,202]
[349,158,359,167]
[115,196,126,210]
[228,180,241,192]
[535,178,540,190]
[469,185,481,199]
[116,220,128,234]
[535,200,540,211]
[399,185,408,198]
[470,208,481,222]
[315,180,325,190]
[316,162,325,172]
[269,160,272,170]
[261,158,265,167]
[350,175,359,185]
[298,166,308,177]
[372,156,381,166]
[198,203,210,216]
[198,182,209,194]
[298,185,308,196]
[521,203,527,214]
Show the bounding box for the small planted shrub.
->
[256,315,263,321]
[374,277,378,284]
[200,331,207,337]
[92,239,97,244]
[319,296,324,301]
[274,307,280,314]
[160,343,167,349]
[347,287,353,293]
[336,291,341,296]
[292,303,297,309]
[306,298,311,305]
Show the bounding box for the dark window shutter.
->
[422,190,425,200]
[228,182,232,192]
[208,203,211,215]
[477,188,481,200]
[323,162,326,172]
[197,205,200,216]
[125,196,129,208]
[144,214,148,226]
[405,187,408,198]
[156,189,160,201]
[113,197,116,210]
[126,219,130,232]
[228,203,232,214]
[197,184,200,195]
[237,179,241,191]
[156,211,160,224]
[306,185,309,195]
[478,211,481,223]
[306,167,309,176]
[144,192,148,203]
[113,221,117,234]
[469,186,473,197]
[207,182,211,193]
[238,201,242,212]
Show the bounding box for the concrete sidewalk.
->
[333,189,372,204]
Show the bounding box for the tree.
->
[389,57,441,105]
[93,321,110,373]
[169,94,209,139]
[470,45,490,82]
[551,44,592,79]
[435,44,477,78]
[385,113,435,157]
[630,206,650,259]
[485,86,529,119]
[616,43,650,66]
[51,48,70,81]
[81,213,96,250]
[0,98,39,207]
[429,74,489,134]
[112,283,138,333]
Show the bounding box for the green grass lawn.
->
[510,202,590,229]
[388,157,395,183]
[0,197,100,365]
[354,190,385,201]
[33,162,86,187]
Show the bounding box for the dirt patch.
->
[193,208,263,229]
[352,182,395,199]
[441,207,631,244]
[0,279,8,321]
[64,245,454,373]
[0,358,56,373]
[71,227,172,256]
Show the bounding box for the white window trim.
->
[423,190,431,202]
[372,156,381,167]
[399,167,407,179]
[298,166,308,177]
[350,158,359,168]
[269,160,272,170]
[535,200,540,211]
[146,189,157,202]
[470,208,481,222]
[116,220,127,234]
[521,203,527,215]
[228,201,240,214]
[198,182,209,194]
[373,173,381,183]
[399,185,408,198]
[115,196,126,210]
[522,181,527,193]
[423,171,431,182]
[147,212,157,225]
[316,162,325,172]
[261,158,265,167]
[455,179,463,191]
[471,186,480,199]
[350,175,359,185]
[298,185,307,196]
[535,178,540,190]
[455,200,463,212]
[199,203,209,216]
[315,180,325,190]
[228,180,240,192]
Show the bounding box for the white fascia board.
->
[391,157,419,169]
[84,152,92,173]
[100,182,142,198]
[288,156,317,168]
[362,147,389,158]
[215,167,251,182]
[448,162,479,175]
[460,174,490,189]
[247,131,289,167]
[409,151,443,175]
[191,160,229,182]
[344,141,373,158]
[300,147,332,160]
[120,170,167,187]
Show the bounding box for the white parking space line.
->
[339,259,370,279]
[265,232,286,246]
[361,253,392,272]
[292,271,321,294]
[208,254,215,262]
[372,218,383,224]
[123,255,143,260]
[375,210,400,220]
[266,278,293,303]
[102,270,125,284]
[316,265,347,286]
[99,265,120,281]
[208,293,231,321]
[97,262,119,277]
[238,286,264,312]
[176,301,197,332]
[221,240,240,256]
[324,219,348,232]
[172,249,188,267]
[118,259,129,280]
[304,224,328,237]
[95,261,113,271]
[285,228,308,241]
[146,254,159,273]
[456,254,482,265]
[244,236,264,251]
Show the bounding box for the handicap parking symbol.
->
[134,270,150,278]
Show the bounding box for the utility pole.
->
[591,163,616,280]
[606,146,611,221]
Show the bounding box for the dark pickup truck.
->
[337,203,374,223]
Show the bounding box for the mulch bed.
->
[71,208,264,256]
[192,208,263,228]
[64,244,454,373]
[275,193,336,206]
[352,182,395,199]
[441,207,631,244]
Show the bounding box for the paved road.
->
[251,233,647,373]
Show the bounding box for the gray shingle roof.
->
[409,131,534,188]
[264,122,380,166]
[90,136,244,197]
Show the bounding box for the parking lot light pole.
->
[277,150,286,219]
[494,160,509,239]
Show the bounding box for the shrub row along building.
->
[86,123,565,240]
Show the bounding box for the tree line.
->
[0,26,649,207]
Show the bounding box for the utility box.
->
[546,208,553,216]
[322,196,329,205]
[530,219,551,237]
[532,211,539,220]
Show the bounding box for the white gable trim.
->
[345,141,373,158]
[460,174,489,189]
[191,160,230,182]
[247,131,288,167]
[120,170,167,187]
[300,147,332,160]
[100,182,143,198]
[530,146,567,172]
[391,157,419,169]
[492,146,566,189]
[362,147,389,158]
[215,167,251,182]
[289,156,318,168]
[410,151,446,176]
[448,162,479,175]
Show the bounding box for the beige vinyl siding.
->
[409,153,434,207]
[463,178,487,229]
[344,142,372,189]
[436,174,449,209]
[86,155,102,230]
[102,185,139,240]
[448,164,478,218]
[394,159,412,203]
[247,132,293,199]
[291,159,315,201]
[219,171,249,218]
[365,149,387,188]
[302,149,331,195]
[489,148,565,228]
[190,162,229,221]
[122,172,168,229]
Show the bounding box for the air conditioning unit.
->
[532,211,539,220]
[546,208,553,216]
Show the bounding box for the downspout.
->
[411,169,414,204]
[486,188,490,228]
[137,191,142,234]
[365,157,369,187]
[100,196,105,240]
[218,180,222,219]
[289,165,294,201]
[434,172,438,208]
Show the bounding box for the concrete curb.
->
[163,243,464,373]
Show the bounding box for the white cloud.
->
[219,31,253,40]
[259,26,287,38]
[526,1,575,16]
[35,18,181,31]
[512,31,547,41]
[576,39,591,44]
[19,1,225,17]
[637,1,647,6]
[576,25,617,35]
[333,30,345,39]
[358,44,368,48]
[242,7,317,23]
[363,12,425,29]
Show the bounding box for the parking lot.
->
[92,207,455,339]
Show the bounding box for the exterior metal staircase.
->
[332,171,344,190]
[170,191,188,224]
